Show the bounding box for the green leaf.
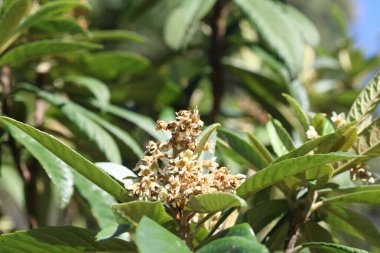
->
[218,128,268,169]
[0,40,101,66]
[85,51,149,80]
[90,100,167,140]
[209,223,257,241]
[113,201,172,226]
[62,75,110,107]
[185,192,246,213]
[196,236,268,253]
[136,217,191,253]
[266,119,295,157]
[18,0,89,32]
[234,0,303,77]
[216,140,252,168]
[302,242,369,253]
[301,221,335,253]
[1,121,73,208]
[194,123,220,159]
[0,226,136,253]
[245,199,288,232]
[347,71,380,128]
[322,205,380,248]
[0,0,30,50]
[164,0,216,50]
[306,165,333,189]
[312,113,334,136]
[88,30,146,43]
[0,116,128,202]
[237,153,358,198]
[283,93,309,131]
[31,18,86,35]
[96,162,136,185]
[246,132,273,164]
[323,190,380,205]
[73,171,117,229]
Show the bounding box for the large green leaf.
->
[164,0,216,50]
[90,100,166,140]
[18,0,89,32]
[0,226,136,253]
[0,0,30,50]
[322,205,380,248]
[0,40,101,66]
[96,162,136,185]
[136,217,191,253]
[0,116,128,202]
[197,236,268,253]
[347,71,380,128]
[237,153,358,198]
[73,171,116,229]
[85,51,149,80]
[185,192,246,213]
[1,121,73,208]
[234,0,303,77]
[113,201,172,226]
[244,199,288,233]
[218,128,268,169]
[62,75,110,107]
[302,242,369,253]
[266,119,295,157]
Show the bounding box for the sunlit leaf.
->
[185,192,246,213]
[266,119,295,157]
[302,242,369,253]
[283,93,309,131]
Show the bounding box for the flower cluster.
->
[125,109,245,210]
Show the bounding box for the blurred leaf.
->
[208,223,257,241]
[245,199,288,232]
[90,100,167,141]
[216,140,252,168]
[0,226,136,252]
[136,217,191,253]
[0,116,128,202]
[266,119,295,157]
[73,170,116,229]
[18,0,89,32]
[282,93,309,131]
[63,75,110,107]
[312,113,334,136]
[96,162,136,185]
[88,30,146,43]
[185,192,246,213]
[113,201,172,226]
[323,190,380,205]
[301,221,335,253]
[194,123,220,159]
[237,153,358,198]
[0,40,101,66]
[1,121,73,208]
[347,71,380,129]
[302,242,369,253]
[306,165,333,189]
[0,0,30,50]
[246,132,273,164]
[218,128,268,170]
[31,18,86,35]
[197,236,268,253]
[85,51,149,80]
[235,0,303,77]
[164,0,216,50]
[323,205,380,248]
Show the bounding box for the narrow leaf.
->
[323,190,380,205]
[282,93,309,131]
[185,192,246,213]
[302,242,369,253]
[88,30,146,43]
[194,123,220,159]
[246,132,273,164]
[266,119,295,157]
[96,162,136,185]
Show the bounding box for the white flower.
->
[331,111,346,128]
[306,126,319,140]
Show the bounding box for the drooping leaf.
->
[194,123,220,159]
[90,100,167,140]
[0,40,101,66]
[266,119,295,157]
[237,153,358,198]
[185,192,246,213]
[113,201,172,226]
[0,0,30,50]
[73,170,117,229]
[88,30,146,43]
[136,217,191,253]
[302,242,369,253]
[244,199,288,233]
[323,190,380,205]
[0,226,137,253]
[0,116,128,202]
[18,0,89,32]
[282,93,309,131]
[1,121,73,208]
[246,132,273,164]
[62,75,110,107]
[164,0,216,50]
[322,205,380,248]
[218,128,268,169]
[197,236,268,253]
[234,0,303,77]
[96,162,136,185]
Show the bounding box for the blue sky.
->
[351,0,380,56]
